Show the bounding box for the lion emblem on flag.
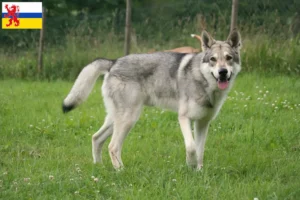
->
[4,4,20,27]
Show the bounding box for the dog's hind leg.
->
[92,115,113,164]
[194,120,210,170]
[108,106,142,170]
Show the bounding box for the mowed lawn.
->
[0,73,299,199]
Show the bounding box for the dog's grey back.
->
[105,52,203,111]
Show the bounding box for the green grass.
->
[0,73,300,199]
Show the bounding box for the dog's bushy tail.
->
[62,58,114,113]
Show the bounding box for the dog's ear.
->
[201,30,215,51]
[227,29,242,50]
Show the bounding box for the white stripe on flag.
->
[2,2,42,13]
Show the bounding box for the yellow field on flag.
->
[2,18,42,29]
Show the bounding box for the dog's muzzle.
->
[211,68,232,90]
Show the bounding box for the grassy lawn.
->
[0,73,299,199]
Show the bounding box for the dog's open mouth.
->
[211,73,231,90]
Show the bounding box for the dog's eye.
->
[210,57,217,62]
[226,55,233,61]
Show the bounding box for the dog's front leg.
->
[194,120,210,170]
[178,115,197,167]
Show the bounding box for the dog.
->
[148,34,202,54]
[62,30,242,170]
[164,46,200,53]
[191,33,202,42]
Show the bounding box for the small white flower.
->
[49,175,54,180]
[91,176,95,179]
[272,104,275,107]
[74,191,79,195]
[24,178,30,182]
[93,178,99,182]
[172,179,177,182]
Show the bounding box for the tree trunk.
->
[230,0,238,32]
[124,0,132,55]
[37,7,45,74]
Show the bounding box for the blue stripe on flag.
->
[2,13,42,18]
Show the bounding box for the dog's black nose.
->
[218,68,228,76]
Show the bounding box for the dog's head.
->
[200,30,242,90]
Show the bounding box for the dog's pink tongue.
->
[218,81,229,90]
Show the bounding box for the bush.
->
[0,18,299,80]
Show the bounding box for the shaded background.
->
[1,0,299,80]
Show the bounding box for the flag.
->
[2,2,43,29]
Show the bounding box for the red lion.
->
[4,4,20,27]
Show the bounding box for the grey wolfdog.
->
[62,30,242,170]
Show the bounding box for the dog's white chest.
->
[186,101,214,120]
[185,92,227,120]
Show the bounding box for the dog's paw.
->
[93,155,103,164]
[115,166,124,172]
[196,164,204,172]
[186,151,197,167]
